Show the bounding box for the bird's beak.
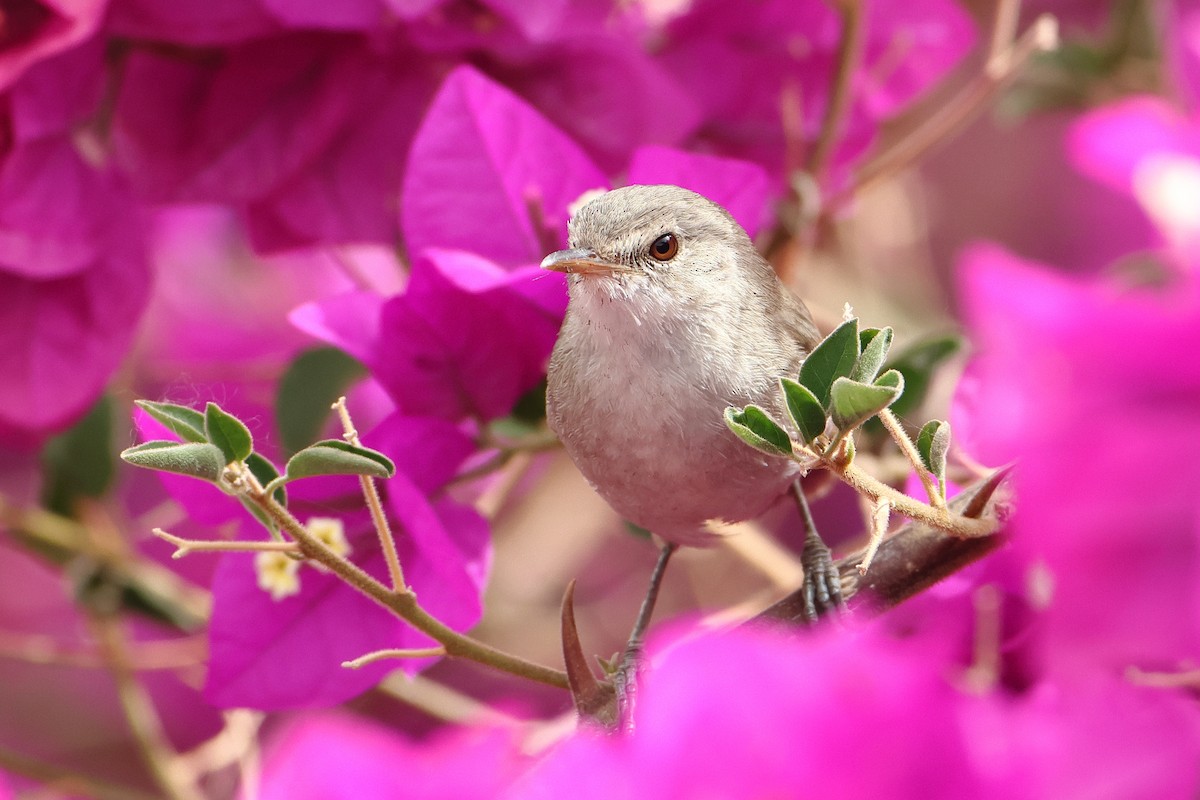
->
[540,248,631,276]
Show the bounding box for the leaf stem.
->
[830,458,995,538]
[152,528,299,559]
[877,408,944,507]
[332,396,407,593]
[342,647,447,669]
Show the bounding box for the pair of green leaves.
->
[121,401,396,503]
[725,318,906,457]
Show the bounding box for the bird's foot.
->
[612,643,643,734]
[799,530,845,623]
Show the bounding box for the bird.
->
[541,185,843,694]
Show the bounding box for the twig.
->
[0,629,206,670]
[831,458,994,537]
[0,745,161,800]
[833,13,1060,207]
[856,497,891,575]
[89,605,204,800]
[877,408,943,507]
[806,0,867,179]
[153,527,299,559]
[342,647,447,669]
[333,397,407,593]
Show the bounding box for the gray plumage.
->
[544,185,820,546]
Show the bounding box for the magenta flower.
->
[0,0,105,92]
[400,66,608,268]
[958,244,1200,680]
[655,0,975,177]
[106,0,279,45]
[0,141,149,439]
[295,248,567,422]
[111,33,370,204]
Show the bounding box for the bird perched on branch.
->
[542,185,843,714]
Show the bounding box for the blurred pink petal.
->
[259,0,384,29]
[1067,96,1200,192]
[517,625,1004,799]
[959,244,1200,678]
[0,192,149,436]
[9,34,105,141]
[251,713,519,800]
[112,35,368,203]
[106,0,279,45]
[289,290,385,366]
[490,40,700,170]
[627,145,774,237]
[401,66,607,268]
[0,0,105,92]
[246,64,440,251]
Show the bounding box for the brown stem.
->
[334,397,407,593]
[833,14,1059,208]
[806,0,866,179]
[0,745,162,800]
[250,490,570,690]
[90,604,204,800]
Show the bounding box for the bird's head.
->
[541,185,772,312]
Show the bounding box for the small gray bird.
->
[542,184,842,628]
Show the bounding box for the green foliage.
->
[779,378,826,444]
[135,400,208,443]
[121,441,226,482]
[285,439,396,481]
[204,402,253,464]
[829,373,904,432]
[798,319,860,407]
[850,327,894,384]
[276,347,367,456]
[40,396,115,515]
[917,420,951,487]
[723,406,792,456]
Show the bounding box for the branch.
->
[758,467,1012,623]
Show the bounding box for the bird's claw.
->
[800,533,844,624]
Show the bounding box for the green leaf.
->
[917,420,952,481]
[40,396,116,515]
[723,406,792,457]
[884,334,964,420]
[205,402,253,464]
[285,439,396,481]
[798,318,860,408]
[246,453,286,506]
[121,441,226,482]
[850,327,894,384]
[779,378,826,444]
[276,347,367,456]
[134,400,207,443]
[829,377,902,432]
[874,369,904,391]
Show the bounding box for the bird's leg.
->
[614,541,678,733]
[792,481,845,623]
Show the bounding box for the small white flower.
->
[255,551,300,601]
[307,517,351,559]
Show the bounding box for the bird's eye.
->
[650,233,679,262]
